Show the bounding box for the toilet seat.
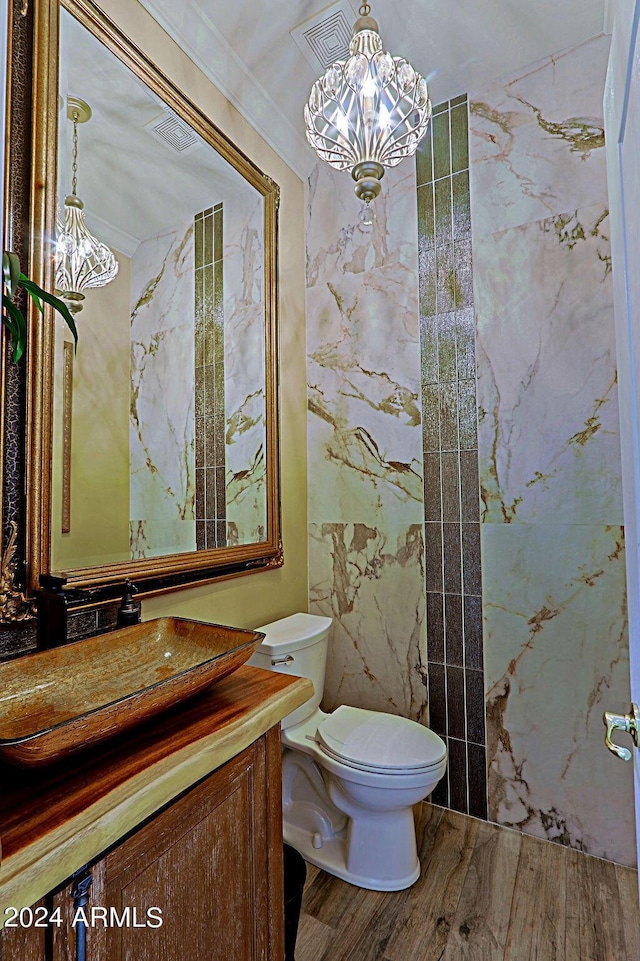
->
[316,706,446,775]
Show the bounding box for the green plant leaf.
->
[2,294,19,337]
[2,251,20,301]
[2,294,27,362]
[20,273,43,313]
[20,277,78,348]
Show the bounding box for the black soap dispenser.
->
[117,579,141,627]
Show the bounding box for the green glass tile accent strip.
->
[451,103,469,174]
[435,176,453,246]
[416,123,434,188]
[416,95,487,821]
[432,109,451,181]
[194,205,226,549]
[417,182,435,250]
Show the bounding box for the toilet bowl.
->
[249,613,447,891]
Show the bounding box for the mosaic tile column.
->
[417,96,487,819]
[195,203,227,550]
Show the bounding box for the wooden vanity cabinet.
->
[2,726,285,961]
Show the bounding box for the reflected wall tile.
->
[309,522,427,721]
[130,222,194,340]
[130,321,195,525]
[483,523,634,865]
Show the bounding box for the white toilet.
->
[249,612,447,891]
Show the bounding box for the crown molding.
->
[137,0,314,181]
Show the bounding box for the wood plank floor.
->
[296,804,640,961]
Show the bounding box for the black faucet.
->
[117,580,141,627]
[36,574,70,650]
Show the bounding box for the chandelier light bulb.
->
[304,1,432,209]
[55,97,118,315]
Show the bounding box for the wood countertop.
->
[0,665,312,922]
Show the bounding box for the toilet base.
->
[282,820,420,892]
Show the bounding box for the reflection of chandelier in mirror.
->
[304,2,432,225]
[55,97,118,314]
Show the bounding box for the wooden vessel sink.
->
[0,617,265,766]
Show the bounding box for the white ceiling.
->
[60,7,255,255]
[137,0,610,180]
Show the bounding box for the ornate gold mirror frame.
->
[2,0,281,618]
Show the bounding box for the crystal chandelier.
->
[55,98,118,314]
[304,2,432,224]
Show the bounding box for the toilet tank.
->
[248,613,332,729]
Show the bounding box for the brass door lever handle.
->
[603,703,640,761]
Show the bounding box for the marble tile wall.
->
[417,96,487,819]
[195,203,227,550]
[129,222,196,558]
[223,188,267,544]
[306,160,428,722]
[470,34,636,865]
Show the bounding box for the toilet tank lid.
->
[254,612,332,655]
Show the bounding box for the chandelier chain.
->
[358,3,371,16]
[71,113,79,197]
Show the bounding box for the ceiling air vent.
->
[143,113,201,156]
[291,1,358,71]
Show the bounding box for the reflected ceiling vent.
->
[143,112,201,156]
[290,1,358,71]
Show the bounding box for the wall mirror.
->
[17,0,281,602]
